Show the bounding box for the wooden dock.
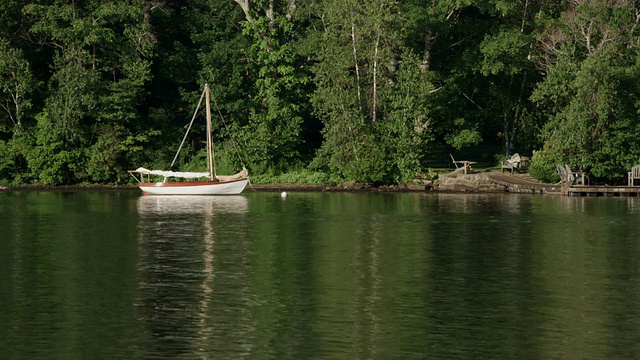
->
[565,185,640,196]
[487,173,640,196]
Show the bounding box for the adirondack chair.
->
[556,164,570,183]
[556,164,570,195]
[450,154,476,174]
[565,165,588,185]
[557,164,587,185]
[629,165,640,186]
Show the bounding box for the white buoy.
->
[281,191,287,198]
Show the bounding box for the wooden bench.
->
[501,153,521,173]
[629,165,640,186]
[502,153,529,173]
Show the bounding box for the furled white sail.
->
[216,167,248,182]
[132,167,210,179]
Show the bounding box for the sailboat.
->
[129,84,249,195]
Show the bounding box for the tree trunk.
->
[265,0,275,26]
[286,0,296,20]
[143,1,152,24]
[372,27,380,123]
[421,30,435,72]
[351,21,362,113]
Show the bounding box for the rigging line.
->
[170,86,207,169]
[209,89,248,169]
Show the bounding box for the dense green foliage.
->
[531,0,640,183]
[1,0,640,186]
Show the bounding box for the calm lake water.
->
[1,190,640,359]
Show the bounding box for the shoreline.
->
[0,182,438,193]
[0,172,537,193]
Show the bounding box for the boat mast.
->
[205,84,215,181]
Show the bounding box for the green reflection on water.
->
[2,192,640,359]
[0,191,140,358]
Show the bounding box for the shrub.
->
[529,150,560,183]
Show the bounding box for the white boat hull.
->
[139,178,249,195]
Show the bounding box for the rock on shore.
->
[437,172,506,192]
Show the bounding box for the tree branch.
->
[233,0,255,22]
[286,0,296,20]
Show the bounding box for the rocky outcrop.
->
[437,172,506,192]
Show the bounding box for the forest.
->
[1,0,640,186]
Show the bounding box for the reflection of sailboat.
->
[129,84,249,195]
[137,195,249,215]
[135,194,248,357]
